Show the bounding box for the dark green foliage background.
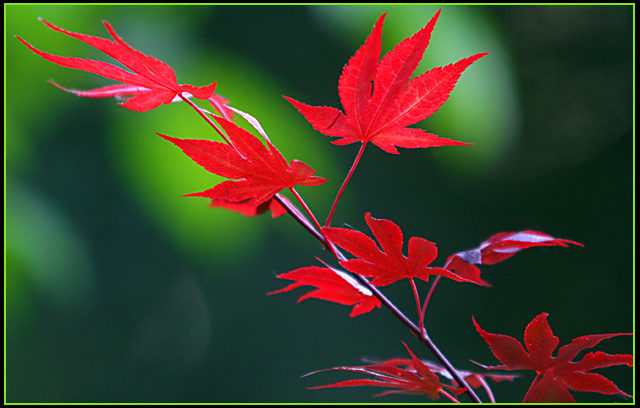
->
[6,5,633,403]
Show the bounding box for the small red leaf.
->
[17,19,228,113]
[323,213,479,287]
[269,265,381,317]
[446,231,583,286]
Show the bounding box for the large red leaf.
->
[160,116,327,206]
[269,265,381,317]
[446,231,583,286]
[17,19,227,113]
[306,342,466,400]
[322,213,478,287]
[285,11,488,154]
[473,313,633,403]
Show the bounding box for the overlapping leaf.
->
[306,342,466,400]
[446,231,583,286]
[269,265,381,317]
[322,213,477,287]
[285,11,488,154]
[473,313,633,403]
[160,116,327,206]
[17,19,228,113]
[374,356,519,388]
[209,197,287,218]
[370,355,518,402]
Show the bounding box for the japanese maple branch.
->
[410,278,426,337]
[423,275,442,318]
[274,193,482,403]
[422,258,454,317]
[325,142,367,227]
[274,194,325,244]
[178,97,481,402]
[288,187,324,234]
[522,374,543,404]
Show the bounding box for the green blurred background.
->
[5,5,633,403]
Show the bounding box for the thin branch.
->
[325,142,367,227]
[423,275,442,318]
[178,93,231,145]
[410,278,426,337]
[273,194,326,246]
[522,373,543,403]
[288,187,324,234]
[423,257,455,318]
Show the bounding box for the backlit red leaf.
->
[374,356,518,387]
[323,213,478,287]
[160,116,327,206]
[306,342,466,400]
[17,19,228,113]
[269,265,381,317]
[446,231,583,286]
[371,355,518,402]
[473,313,632,403]
[285,11,487,154]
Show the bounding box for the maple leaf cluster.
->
[18,17,326,212]
[307,315,632,403]
[18,10,632,403]
[275,218,584,319]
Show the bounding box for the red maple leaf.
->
[306,342,467,400]
[374,356,519,388]
[285,11,488,154]
[369,356,519,403]
[322,213,477,287]
[473,313,633,403]
[17,19,228,113]
[269,264,381,317]
[159,115,327,206]
[445,231,583,286]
